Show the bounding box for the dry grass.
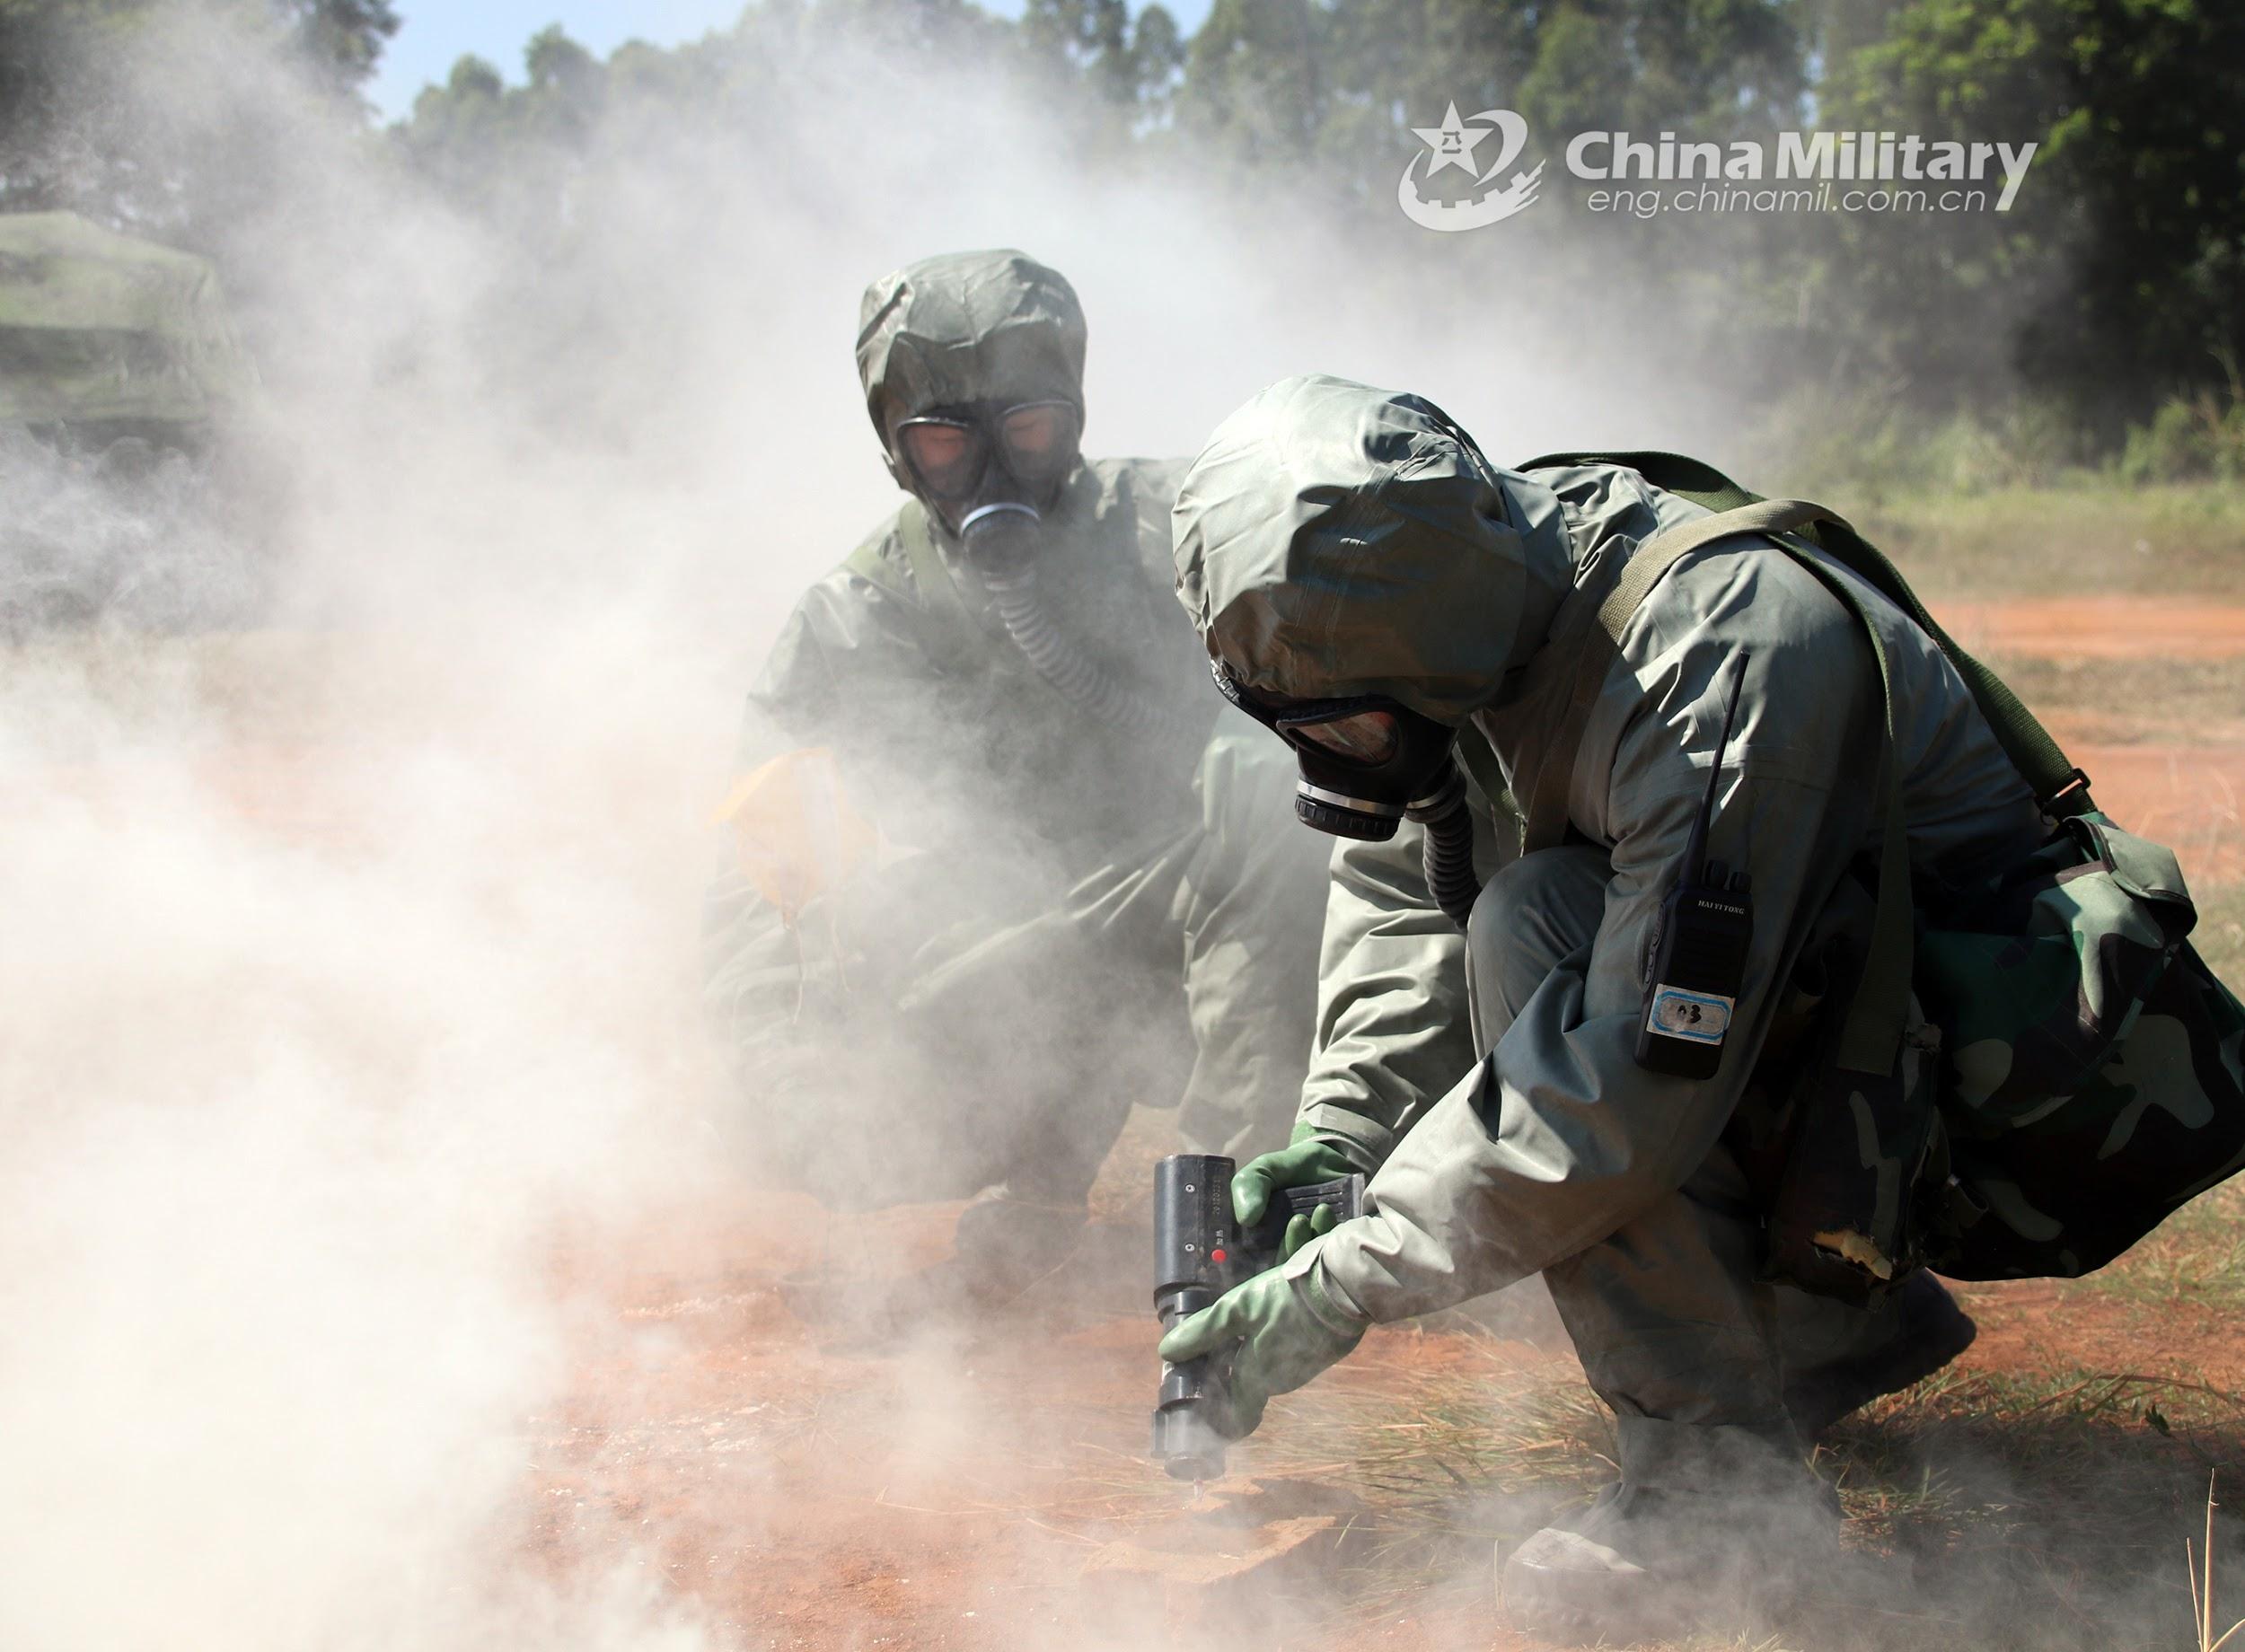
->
[1865,485,2245,602]
[2193,1477,2245,1652]
[1257,1342,1614,1577]
[2085,1179,2245,1314]
[1208,1329,2245,1649]
[2193,885,2245,987]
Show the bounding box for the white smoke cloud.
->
[0,10,1782,1650]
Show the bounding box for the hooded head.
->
[1172,374,1571,729]
[856,250,1087,549]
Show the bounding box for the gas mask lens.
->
[1209,662,1460,842]
[1282,708,1399,765]
[998,400,1077,488]
[896,400,1080,501]
[896,417,985,500]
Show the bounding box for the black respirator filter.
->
[956,500,1042,577]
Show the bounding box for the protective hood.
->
[1172,375,1573,726]
[855,249,1087,439]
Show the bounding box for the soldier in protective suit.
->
[1158,375,2049,1639]
[701,252,1328,1321]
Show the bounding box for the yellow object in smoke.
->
[715,747,876,922]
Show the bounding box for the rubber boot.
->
[941,1184,1090,1303]
[851,1188,1088,1343]
[1501,1476,1843,1645]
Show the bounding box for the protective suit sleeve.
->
[740,559,962,822]
[1316,558,1884,1322]
[1294,778,1506,1172]
[701,528,972,1061]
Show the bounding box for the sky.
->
[368,0,1216,120]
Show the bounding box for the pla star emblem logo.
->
[1397,103,1545,233]
[1412,102,1491,177]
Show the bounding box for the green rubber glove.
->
[1281,1199,1338,1259]
[1230,1133,1366,1261]
[1156,1243,1368,1439]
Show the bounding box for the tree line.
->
[2,0,2240,469]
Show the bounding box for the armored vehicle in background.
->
[0,211,261,632]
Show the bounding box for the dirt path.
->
[1936,595,2245,661]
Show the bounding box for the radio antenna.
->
[1683,652,1751,885]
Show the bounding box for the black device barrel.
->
[1153,1153,1235,1302]
[1149,1155,1369,1479]
[1151,1154,1236,1480]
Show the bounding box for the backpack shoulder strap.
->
[1519,497,1843,857]
[1800,514,2088,815]
[1553,497,1913,1076]
[1517,451,2091,817]
[843,499,987,679]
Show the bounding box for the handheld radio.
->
[1636,654,1756,1080]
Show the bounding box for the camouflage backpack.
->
[1526,452,2245,1296]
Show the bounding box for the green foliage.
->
[6,0,2241,465]
[1171,0,1325,167]
[0,1,165,212]
[368,0,2239,456]
[1162,0,1810,204]
[1825,0,2245,434]
[1517,0,1809,136]
[1859,479,2245,599]
[275,0,398,93]
[2120,391,2245,484]
[0,0,395,219]
[1022,0,1181,116]
[1747,387,2101,500]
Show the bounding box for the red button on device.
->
[1210,1248,1227,1264]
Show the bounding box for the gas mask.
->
[1213,662,1482,930]
[892,398,1080,576]
[1211,662,1458,839]
[890,395,1193,746]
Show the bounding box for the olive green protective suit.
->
[700,253,1328,1218]
[1173,375,2047,1492]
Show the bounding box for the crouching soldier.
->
[1157,375,2245,1639]
[701,254,1329,1329]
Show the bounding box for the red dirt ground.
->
[520,598,2245,1648]
[2049,732,2245,881]
[1935,594,2245,662]
[527,1197,1555,1651]
[530,1194,2245,1652]
[44,603,2245,1648]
